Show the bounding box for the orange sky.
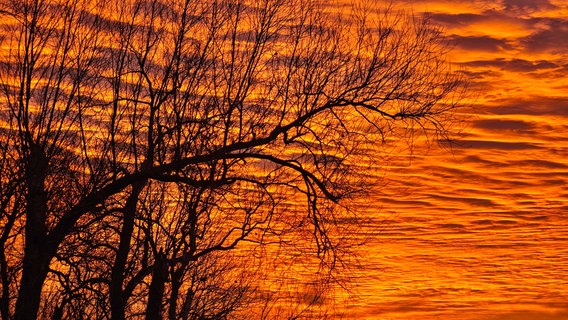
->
[346,1,568,319]
[1,1,565,318]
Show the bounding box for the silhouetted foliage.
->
[0,0,465,318]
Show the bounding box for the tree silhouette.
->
[0,0,465,318]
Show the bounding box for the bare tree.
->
[0,0,466,318]
[0,101,24,320]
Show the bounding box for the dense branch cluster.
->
[0,0,465,319]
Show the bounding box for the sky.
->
[344,1,568,319]
[1,0,565,318]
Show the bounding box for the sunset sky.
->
[348,1,568,319]
[1,0,566,319]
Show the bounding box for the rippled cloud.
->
[463,59,559,72]
[522,17,568,53]
[448,35,512,52]
[349,1,568,319]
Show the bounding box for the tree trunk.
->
[14,143,51,320]
[0,248,9,320]
[168,270,183,320]
[13,246,52,320]
[110,181,145,320]
[145,251,168,320]
[51,298,65,320]
[0,214,16,320]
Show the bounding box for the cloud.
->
[522,17,568,53]
[448,35,512,52]
[460,140,541,150]
[463,155,505,167]
[487,97,568,117]
[510,159,568,170]
[487,309,568,320]
[500,0,558,13]
[474,119,535,132]
[427,194,497,207]
[427,12,487,26]
[457,69,501,81]
[426,7,568,55]
[463,58,558,72]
